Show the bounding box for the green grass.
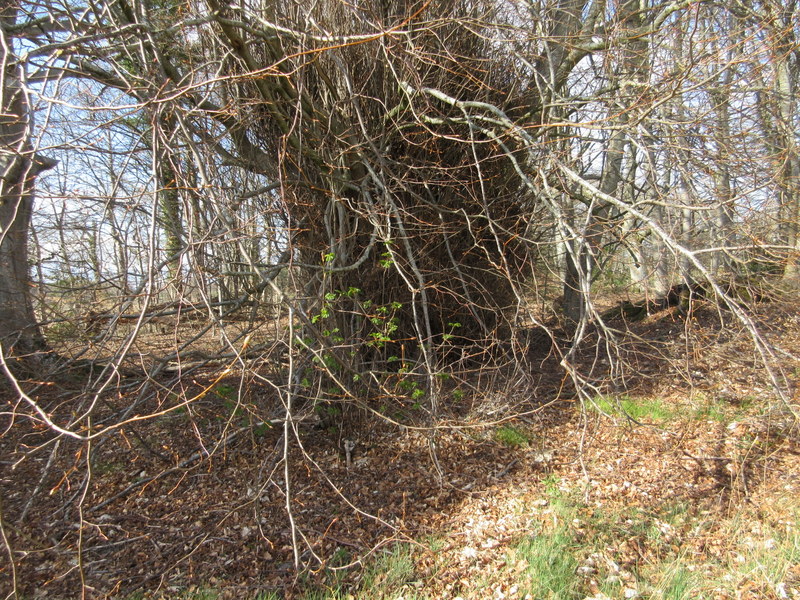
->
[494,424,531,447]
[509,480,700,600]
[715,504,800,598]
[590,395,676,422]
[590,391,763,425]
[272,542,421,600]
[654,563,697,600]
[690,391,756,422]
[516,531,581,599]
[506,473,800,600]
[692,400,729,422]
[359,544,418,596]
[514,478,582,599]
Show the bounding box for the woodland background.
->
[0,0,798,598]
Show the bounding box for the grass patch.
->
[515,478,582,599]
[252,593,281,600]
[690,391,757,422]
[510,477,798,600]
[516,531,581,599]
[359,544,418,596]
[715,503,800,598]
[692,399,729,422]
[654,563,698,600]
[494,425,530,447]
[284,543,421,600]
[590,395,675,422]
[510,481,701,600]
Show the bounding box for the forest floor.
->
[1,294,799,600]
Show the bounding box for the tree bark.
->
[0,1,54,358]
[562,0,643,323]
[771,8,800,280]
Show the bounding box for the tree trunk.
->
[562,0,642,323]
[774,28,800,280]
[752,1,800,280]
[708,18,736,277]
[159,160,184,292]
[0,1,55,358]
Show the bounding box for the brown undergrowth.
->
[1,297,798,599]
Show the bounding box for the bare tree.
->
[0,0,55,360]
[752,0,800,279]
[2,0,800,596]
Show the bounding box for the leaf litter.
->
[0,298,798,599]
